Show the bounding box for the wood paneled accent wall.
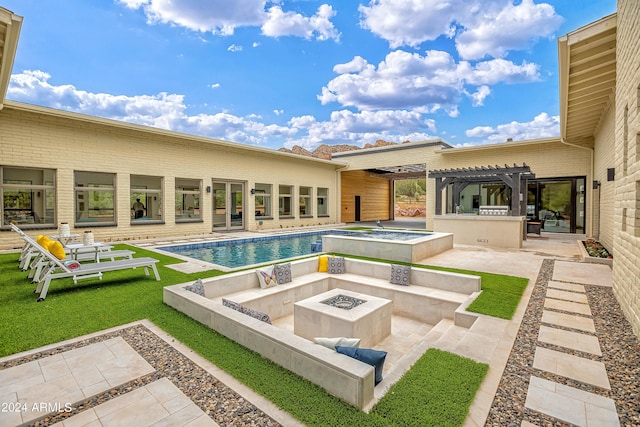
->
[341,170,392,222]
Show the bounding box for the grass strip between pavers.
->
[0,245,519,426]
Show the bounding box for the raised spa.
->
[322,230,453,263]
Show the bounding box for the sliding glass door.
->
[527,177,585,233]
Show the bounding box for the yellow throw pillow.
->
[318,255,329,272]
[48,241,66,260]
[37,235,52,248]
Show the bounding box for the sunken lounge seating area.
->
[164,256,482,410]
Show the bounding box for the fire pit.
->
[321,294,367,310]
[294,288,392,348]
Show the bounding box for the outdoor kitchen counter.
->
[433,214,525,249]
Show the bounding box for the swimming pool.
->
[160,232,330,268]
[159,229,438,268]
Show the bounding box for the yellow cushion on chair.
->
[37,235,52,248]
[48,241,66,260]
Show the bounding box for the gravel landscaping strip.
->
[1,324,281,427]
[485,259,640,426]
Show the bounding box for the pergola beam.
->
[428,163,534,216]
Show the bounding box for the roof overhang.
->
[558,13,616,148]
[0,7,23,111]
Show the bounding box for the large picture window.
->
[317,188,328,216]
[279,185,293,217]
[75,171,116,226]
[175,178,201,222]
[2,167,56,227]
[131,175,163,223]
[299,186,312,217]
[254,183,272,217]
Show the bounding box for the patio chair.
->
[13,230,161,301]
[11,224,135,278]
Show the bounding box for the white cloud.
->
[464,112,559,144]
[359,0,562,59]
[7,70,295,146]
[464,59,540,85]
[456,0,564,60]
[117,0,266,35]
[467,85,491,107]
[209,83,221,89]
[117,0,340,40]
[273,109,284,115]
[8,70,437,151]
[358,0,457,48]
[261,4,340,41]
[333,56,370,74]
[319,50,539,111]
[285,109,437,150]
[227,44,243,52]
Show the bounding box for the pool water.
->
[160,229,431,268]
[353,230,429,241]
[161,232,328,268]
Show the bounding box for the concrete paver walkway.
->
[522,261,619,427]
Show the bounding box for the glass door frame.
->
[527,176,586,234]
[211,180,245,231]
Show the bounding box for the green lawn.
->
[0,245,526,426]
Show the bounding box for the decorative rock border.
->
[485,259,640,426]
[0,324,281,427]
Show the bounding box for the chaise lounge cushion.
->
[314,337,361,350]
[328,256,346,274]
[184,278,205,296]
[274,263,292,284]
[222,298,272,324]
[390,264,411,286]
[335,346,387,385]
[256,265,277,289]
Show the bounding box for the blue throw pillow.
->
[335,346,387,385]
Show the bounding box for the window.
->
[317,188,328,216]
[299,186,312,216]
[2,167,56,227]
[75,171,116,226]
[254,183,272,217]
[131,175,163,223]
[279,185,293,217]
[175,178,201,222]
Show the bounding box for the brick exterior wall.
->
[0,104,341,249]
[594,104,616,250]
[613,0,640,337]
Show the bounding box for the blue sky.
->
[3,0,615,150]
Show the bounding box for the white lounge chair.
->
[10,224,135,279]
[13,229,161,301]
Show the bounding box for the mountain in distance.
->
[278,140,411,160]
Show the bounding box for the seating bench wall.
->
[163,256,481,410]
[163,285,375,409]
